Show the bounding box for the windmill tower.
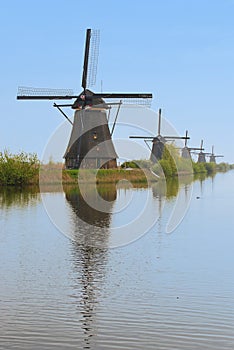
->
[192,140,211,163]
[181,130,204,159]
[17,29,152,169]
[209,146,223,163]
[197,140,206,162]
[129,108,189,162]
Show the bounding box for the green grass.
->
[1,148,232,186]
[66,168,157,184]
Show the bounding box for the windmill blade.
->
[158,108,162,135]
[82,28,92,90]
[94,93,152,99]
[188,147,204,151]
[164,136,190,140]
[87,29,100,88]
[104,97,152,107]
[92,93,152,107]
[130,134,190,140]
[129,136,154,139]
[17,86,75,100]
[200,139,204,150]
[184,130,188,147]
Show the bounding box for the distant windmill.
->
[17,28,152,169]
[181,130,204,159]
[191,140,211,163]
[209,146,223,163]
[129,108,189,162]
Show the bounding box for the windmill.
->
[181,130,204,159]
[191,140,211,163]
[17,29,152,169]
[129,108,189,162]
[209,146,223,163]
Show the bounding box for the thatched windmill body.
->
[129,108,189,162]
[17,29,152,169]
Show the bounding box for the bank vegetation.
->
[0,148,233,186]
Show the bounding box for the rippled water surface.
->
[0,172,234,349]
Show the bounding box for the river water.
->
[0,171,234,349]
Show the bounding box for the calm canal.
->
[0,171,234,349]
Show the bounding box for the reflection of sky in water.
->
[1,172,234,349]
[42,183,169,248]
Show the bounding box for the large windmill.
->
[209,146,223,163]
[181,130,204,159]
[17,29,152,169]
[129,108,189,162]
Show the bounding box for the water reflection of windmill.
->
[64,184,116,232]
[64,185,116,349]
[17,28,152,169]
[181,130,204,159]
[151,179,179,237]
[129,108,189,162]
[209,146,223,163]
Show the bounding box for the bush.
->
[204,162,216,175]
[158,145,179,177]
[192,162,207,174]
[121,161,139,169]
[0,150,40,186]
[121,159,153,169]
[158,159,174,177]
[177,158,193,173]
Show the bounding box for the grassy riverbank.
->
[41,167,158,185]
[0,150,233,186]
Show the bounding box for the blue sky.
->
[0,0,234,162]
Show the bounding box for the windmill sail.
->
[17,28,153,169]
[82,29,91,90]
[87,29,100,88]
[17,87,74,99]
[130,109,189,162]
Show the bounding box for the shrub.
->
[121,159,153,169]
[192,162,207,174]
[204,162,216,175]
[158,159,174,177]
[121,161,139,169]
[0,150,40,186]
[158,145,179,177]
